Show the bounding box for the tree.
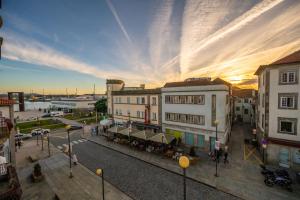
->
[95,99,107,114]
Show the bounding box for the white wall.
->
[161,85,230,144]
[268,65,300,141]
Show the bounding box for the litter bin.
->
[296,172,300,184]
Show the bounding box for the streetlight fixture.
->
[214,120,219,177]
[48,131,51,157]
[179,156,190,200]
[262,143,267,164]
[65,125,73,178]
[96,168,105,200]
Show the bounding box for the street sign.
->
[215,140,220,150]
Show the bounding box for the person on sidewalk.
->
[72,154,78,165]
[224,145,229,164]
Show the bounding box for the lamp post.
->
[262,143,267,164]
[252,129,257,140]
[65,125,73,178]
[179,156,190,200]
[96,168,105,200]
[214,120,219,177]
[48,131,51,157]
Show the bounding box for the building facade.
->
[161,78,232,151]
[255,50,300,169]
[233,89,256,125]
[106,80,161,132]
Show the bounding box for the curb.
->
[83,135,242,199]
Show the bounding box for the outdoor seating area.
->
[105,125,199,164]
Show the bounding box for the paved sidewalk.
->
[83,125,300,200]
[16,139,132,200]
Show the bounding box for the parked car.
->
[69,125,83,131]
[31,128,50,136]
[15,133,32,140]
[50,111,64,117]
[41,113,51,118]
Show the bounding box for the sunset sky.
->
[1,0,300,94]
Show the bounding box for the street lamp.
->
[214,120,219,177]
[179,156,190,200]
[96,168,105,200]
[65,125,73,178]
[252,129,257,140]
[262,143,267,164]
[48,131,51,157]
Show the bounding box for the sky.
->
[1,0,300,94]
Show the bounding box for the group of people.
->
[209,145,229,164]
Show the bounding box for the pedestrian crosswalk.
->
[56,138,88,150]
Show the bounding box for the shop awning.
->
[130,130,157,140]
[148,133,175,144]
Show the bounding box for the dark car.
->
[41,113,51,118]
[69,125,83,131]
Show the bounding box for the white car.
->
[31,128,50,136]
[15,133,32,140]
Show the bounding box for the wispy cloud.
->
[106,0,132,43]
[2,32,141,81]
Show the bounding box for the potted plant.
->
[32,163,44,182]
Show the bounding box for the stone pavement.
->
[83,124,300,200]
[16,139,132,200]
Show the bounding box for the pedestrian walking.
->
[17,139,22,149]
[72,154,78,165]
[224,145,229,164]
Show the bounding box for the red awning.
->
[0,99,15,106]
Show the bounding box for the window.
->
[165,112,205,125]
[116,109,119,115]
[152,97,157,105]
[238,99,241,103]
[258,93,260,105]
[127,110,130,116]
[226,95,229,104]
[278,118,297,135]
[244,99,249,103]
[262,94,265,108]
[141,97,145,104]
[137,97,140,104]
[279,93,297,109]
[152,112,157,121]
[236,107,240,111]
[262,74,265,86]
[127,97,130,104]
[137,111,140,118]
[280,71,297,84]
[244,109,248,115]
[262,114,264,129]
[141,111,144,118]
[164,95,204,104]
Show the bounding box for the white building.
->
[106,80,161,132]
[161,78,232,151]
[233,89,256,124]
[255,50,300,169]
[50,99,96,111]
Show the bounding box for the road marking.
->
[57,146,62,149]
[78,139,84,142]
[82,139,87,142]
[73,141,79,144]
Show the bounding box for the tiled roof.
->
[164,78,231,88]
[112,88,161,95]
[254,50,300,75]
[0,99,15,106]
[232,89,256,98]
[271,50,300,65]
